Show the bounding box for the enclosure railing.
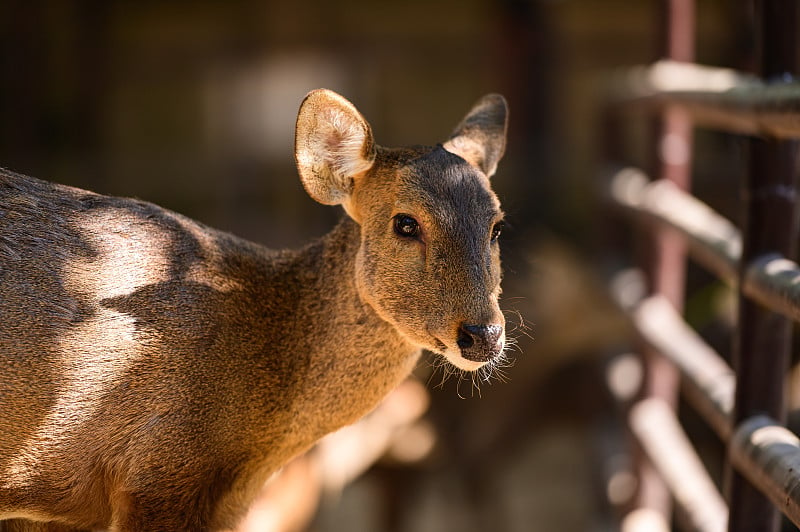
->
[603,2,800,531]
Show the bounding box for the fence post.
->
[633,0,695,525]
[726,1,800,531]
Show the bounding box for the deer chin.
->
[424,325,506,372]
[442,350,487,372]
[427,336,493,372]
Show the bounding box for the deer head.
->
[295,89,508,372]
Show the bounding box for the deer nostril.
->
[457,323,503,361]
[457,325,476,349]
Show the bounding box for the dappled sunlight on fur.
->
[0,89,510,531]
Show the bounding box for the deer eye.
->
[491,220,505,242]
[393,214,420,238]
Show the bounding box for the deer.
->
[0,88,509,531]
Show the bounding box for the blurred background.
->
[0,1,751,530]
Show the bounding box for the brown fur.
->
[0,89,508,531]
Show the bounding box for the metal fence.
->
[602,1,800,531]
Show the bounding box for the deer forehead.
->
[402,146,501,226]
[357,146,502,218]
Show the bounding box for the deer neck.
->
[284,216,421,437]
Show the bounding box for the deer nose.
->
[456,323,504,362]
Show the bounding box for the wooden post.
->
[727,1,800,531]
[635,0,695,523]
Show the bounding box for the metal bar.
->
[617,60,759,95]
[729,416,800,529]
[609,168,800,327]
[629,398,728,532]
[652,88,800,139]
[621,509,671,532]
[625,294,734,441]
[727,2,800,530]
[612,60,800,139]
[608,168,740,284]
[744,254,800,324]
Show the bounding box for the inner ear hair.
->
[318,107,374,180]
[295,89,376,207]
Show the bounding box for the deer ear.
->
[443,94,508,178]
[295,89,376,208]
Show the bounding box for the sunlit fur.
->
[0,89,509,531]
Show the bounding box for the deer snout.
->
[456,323,504,362]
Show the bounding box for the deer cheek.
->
[355,245,432,342]
[354,245,404,323]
